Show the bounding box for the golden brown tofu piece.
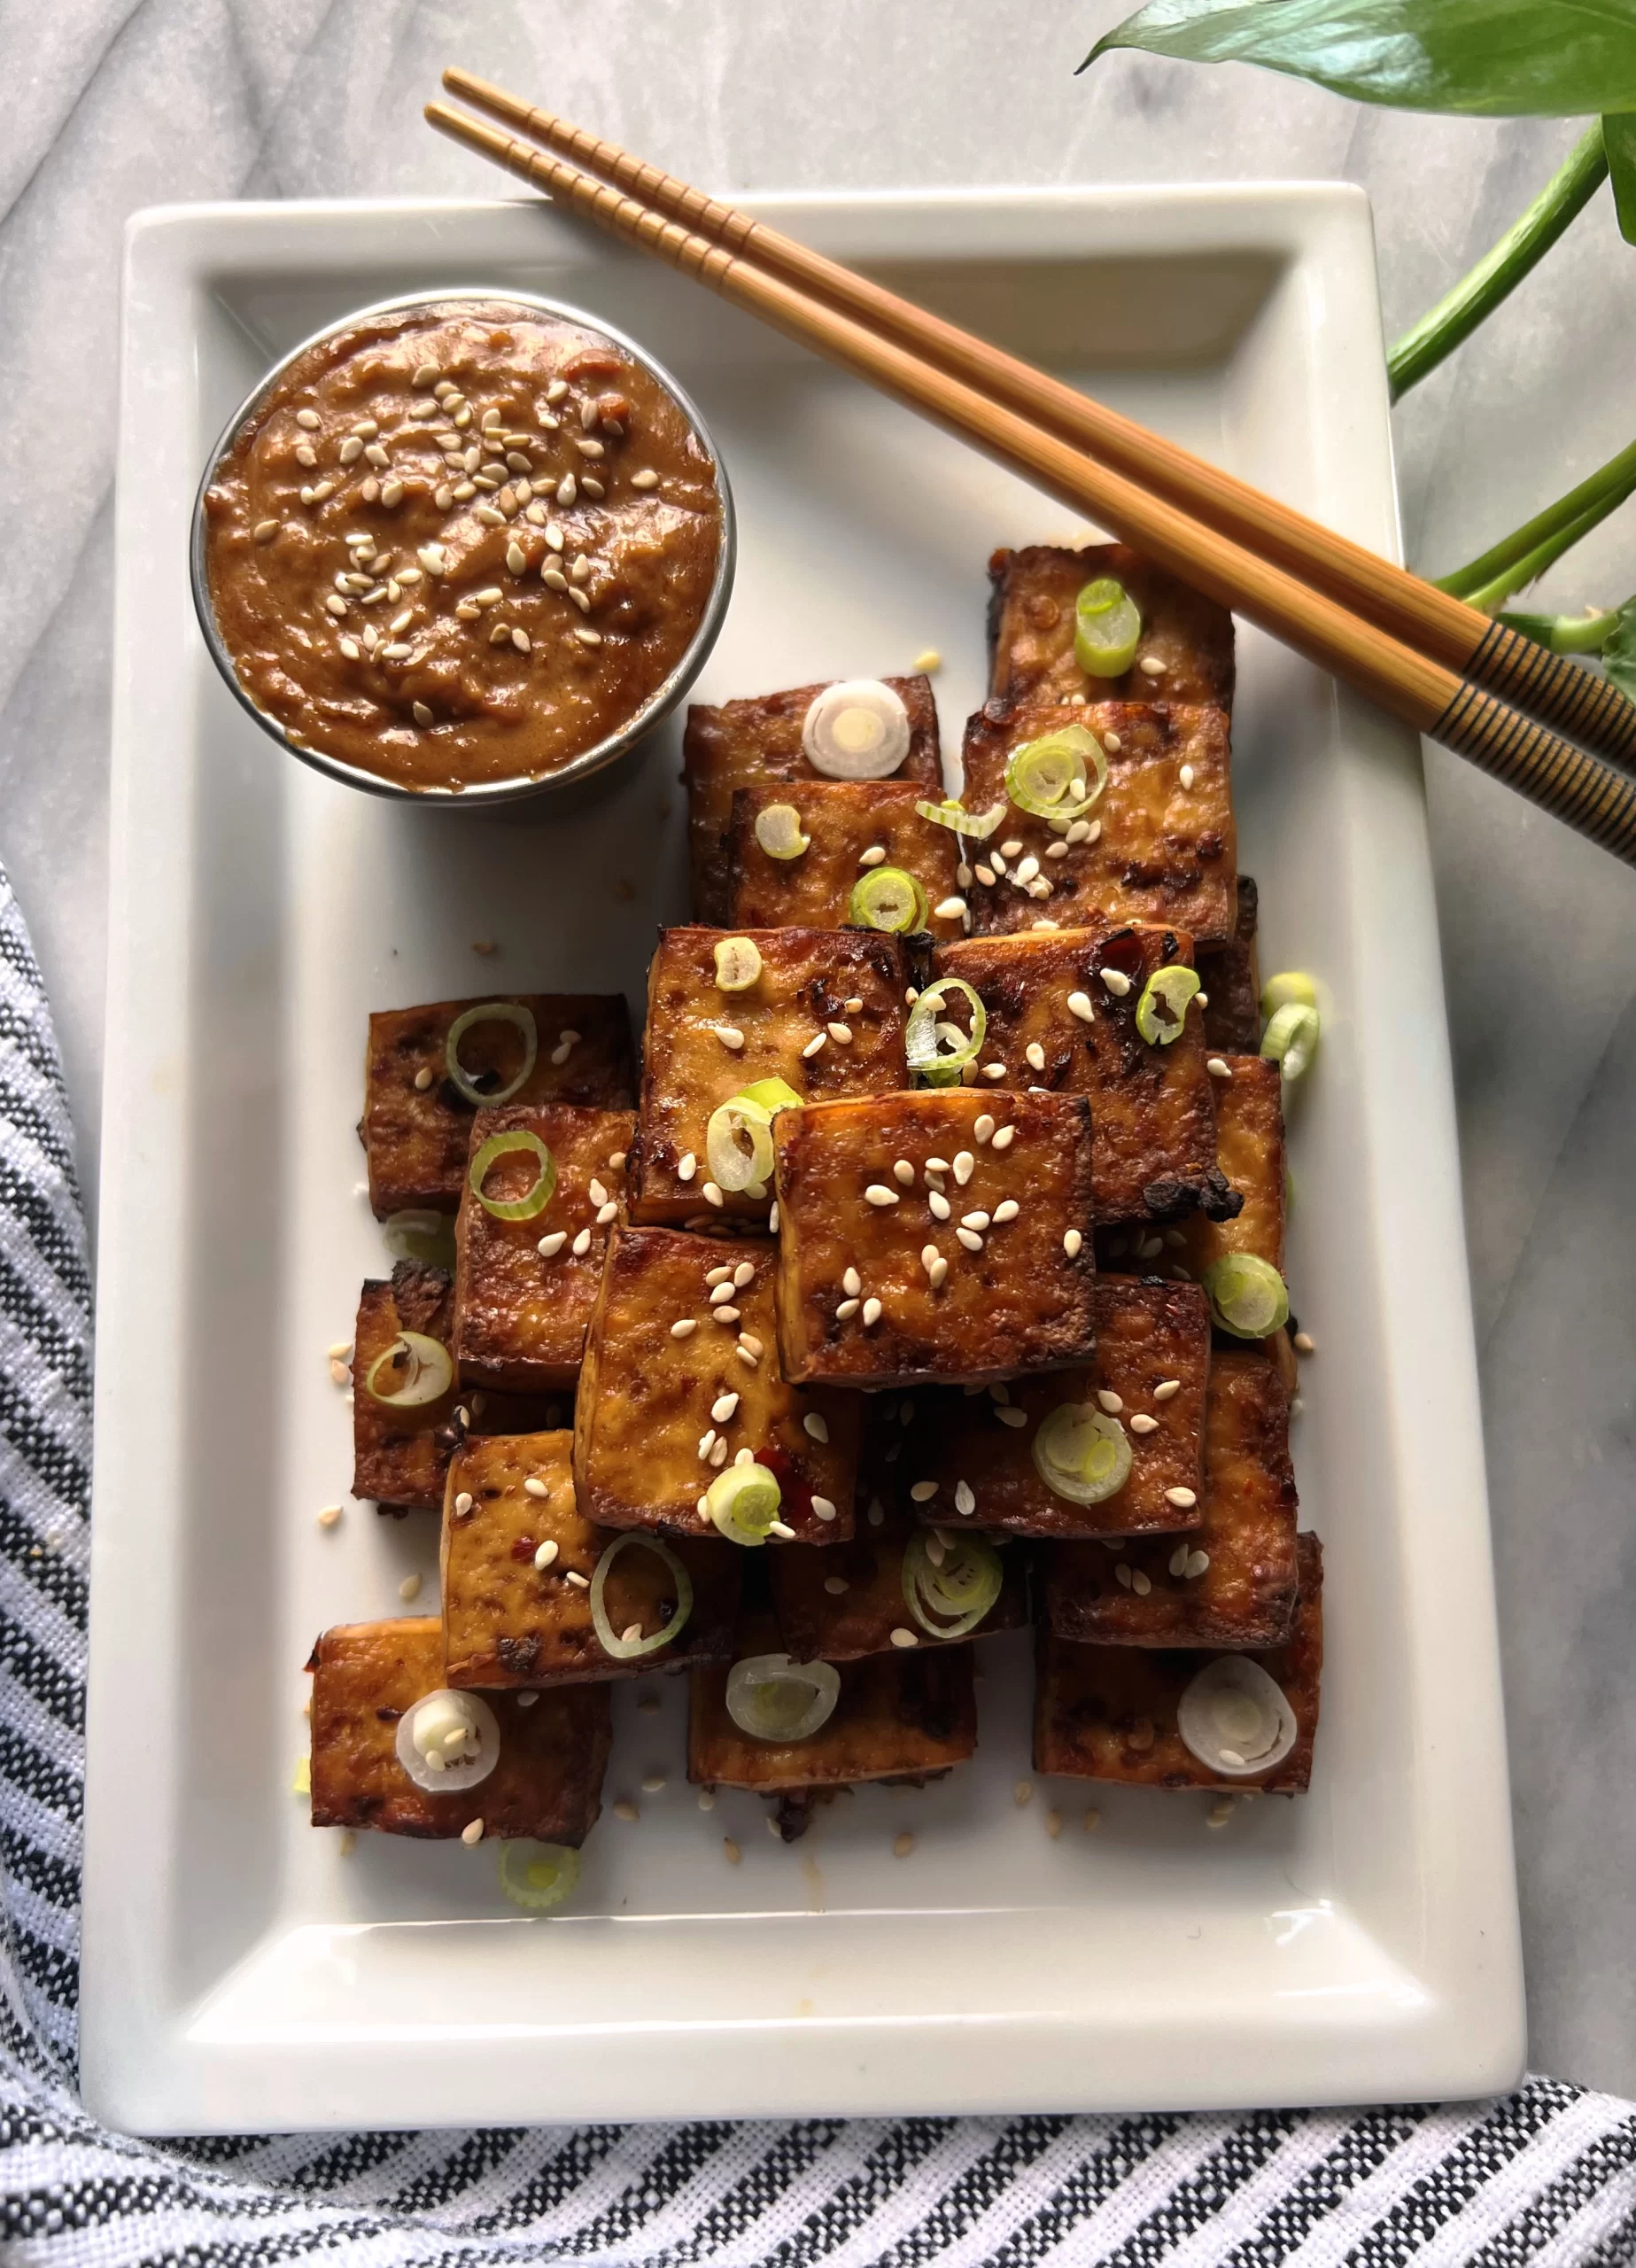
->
[961,702,1237,945]
[628,927,912,1226]
[1197,878,1261,1056]
[987,543,1235,709]
[1046,1348,1298,1646]
[911,1279,1209,1538]
[352,1262,461,1511]
[773,1089,1097,1387]
[575,1228,859,1541]
[307,1615,611,1839]
[684,674,943,921]
[768,1504,1028,1662]
[689,1612,977,1791]
[725,781,963,939]
[934,926,1237,1223]
[441,1431,738,1687]
[1033,1534,1322,1792]
[453,1105,635,1393]
[362,993,636,1216]
[1175,1057,1285,1279]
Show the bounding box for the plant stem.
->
[1387,122,1608,401]
[1495,606,1619,654]
[1460,502,1613,611]
[1435,436,1636,602]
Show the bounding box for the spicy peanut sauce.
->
[203,300,723,791]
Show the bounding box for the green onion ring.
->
[383,1209,457,1269]
[725,1652,841,1741]
[498,1840,581,1910]
[706,1094,775,1196]
[713,936,764,991]
[444,1001,539,1107]
[902,1532,1004,1637]
[1135,964,1202,1046]
[1031,1402,1132,1505]
[469,1129,557,1222]
[1004,726,1109,820]
[754,803,810,858]
[1260,1001,1321,1081]
[1203,1254,1290,1340]
[915,796,1006,840]
[364,1330,454,1409]
[588,1534,694,1659]
[906,976,987,1085]
[737,1076,803,1115]
[707,1462,782,1547]
[1260,969,1316,1019]
[849,866,928,934]
[1073,576,1144,677]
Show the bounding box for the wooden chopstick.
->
[423,96,1636,866]
[444,66,1636,782]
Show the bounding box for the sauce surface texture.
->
[204,299,723,791]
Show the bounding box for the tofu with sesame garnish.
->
[1197,877,1262,1056]
[768,1503,1028,1662]
[362,992,636,1216]
[1033,1534,1322,1792]
[725,781,964,939]
[911,1279,1209,1539]
[454,1105,634,1392]
[1045,1348,1299,1646]
[934,926,1238,1223]
[440,1431,738,1688]
[960,702,1237,944]
[307,1615,612,1839]
[772,1089,1097,1388]
[688,1611,977,1806]
[1175,1055,1285,1283]
[684,674,943,921]
[575,1229,858,1541]
[352,1262,462,1511]
[627,927,913,1226]
[987,543,1235,709]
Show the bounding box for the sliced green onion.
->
[906,975,987,1085]
[725,1652,841,1741]
[801,679,911,780]
[1260,970,1317,1018]
[707,1462,782,1547]
[1073,576,1143,677]
[849,865,928,934]
[1135,964,1202,1046]
[713,936,764,991]
[737,1076,803,1115]
[1203,1253,1290,1340]
[383,1209,456,1269]
[1177,1658,1297,1777]
[915,796,1005,840]
[469,1129,557,1222]
[1261,1001,1321,1082]
[754,803,809,858]
[706,1094,775,1196]
[1004,725,1108,820]
[588,1533,694,1659]
[1031,1403,1132,1505]
[394,1688,499,1790]
[445,1001,538,1107]
[498,1840,581,1910]
[902,1532,1004,1638]
[365,1331,454,1408]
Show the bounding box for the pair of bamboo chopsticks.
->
[427,71,1636,866]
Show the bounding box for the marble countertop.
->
[5,0,1633,2100]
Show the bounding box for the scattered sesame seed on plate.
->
[399,1573,422,1602]
[893,1831,917,1858]
[317,1505,342,1529]
[1014,1780,1034,1806]
[613,1800,640,1822]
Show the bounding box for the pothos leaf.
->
[1082,0,1636,120]
[1603,113,1636,242]
[1601,597,1636,703]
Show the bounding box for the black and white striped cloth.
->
[1,865,1635,2264]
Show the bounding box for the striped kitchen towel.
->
[2,856,1635,2265]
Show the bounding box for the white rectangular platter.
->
[83,188,1524,2133]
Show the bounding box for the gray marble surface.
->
[4,0,1634,2100]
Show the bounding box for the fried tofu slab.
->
[1046,1348,1299,1646]
[628,927,913,1226]
[1176,1056,1285,1280]
[308,1615,611,1839]
[352,1262,461,1511]
[684,673,942,921]
[934,926,1237,1223]
[1197,877,1261,1056]
[912,1279,1209,1538]
[961,702,1237,944]
[987,543,1235,710]
[768,1504,1028,1662]
[1033,1534,1322,1793]
[725,781,964,938]
[441,1431,738,1688]
[575,1228,859,1540]
[454,1104,634,1393]
[363,994,636,1216]
[773,1090,1097,1387]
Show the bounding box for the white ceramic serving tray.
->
[84,188,1524,2135]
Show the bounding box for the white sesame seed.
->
[1130,1413,1159,1435]
[1101,968,1132,997]
[865,1184,899,1208]
[571,1228,593,1257]
[295,408,322,431]
[1013,857,1040,885]
[910,1480,939,1503]
[927,1191,951,1220]
[862,1296,882,1326]
[732,1262,755,1290]
[858,843,888,867]
[1045,841,1070,859]
[522,1476,550,1500]
[1154,1379,1182,1401]
[702,1182,725,1208]
[974,866,996,887]
[253,519,279,543]
[802,1032,828,1058]
[991,1125,1016,1152]
[678,1153,697,1182]
[709,1283,737,1308]
[1115,1563,1133,1589]
[1139,655,1166,678]
[928,1256,949,1287]
[295,443,318,470]
[934,896,967,920]
[316,1504,342,1529]
[1026,1042,1046,1072]
[1063,1229,1083,1258]
[981,1062,1007,1081]
[840,1265,863,1299]
[381,480,405,509]
[952,1152,975,1185]
[1207,1057,1233,1079]
[956,1227,984,1253]
[835,1298,860,1320]
[714,1304,740,1324]
[954,1480,976,1516]
[802,1410,831,1444]
[710,1024,745,1052]
[538,1231,567,1258]
[992,1199,1020,1223]
[460,1817,485,1846]
[919,1243,941,1277]
[1014,1780,1034,1806]
[1097,1389,1124,1415]
[1166,1487,1198,1509]
[706,1264,733,1286]
[711,1392,740,1423]
[1293,1331,1316,1355]
[1187,1550,1212,1578]
[961,1210,991,1231]
[890,1627,919,1648]
[697,1430,717,1462]
[399,1573,423,1602]
[827,1021,853,1045]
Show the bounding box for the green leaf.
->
[1082,0,1636,119]
[1601,597,1636,701]
[1604,113,1636,239]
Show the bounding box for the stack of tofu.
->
[307,540,1322,1860]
